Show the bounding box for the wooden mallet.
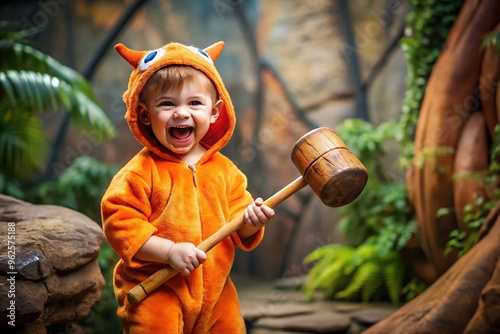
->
[127,127,368,304]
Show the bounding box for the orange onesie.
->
[101,41,264,333]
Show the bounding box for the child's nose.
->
[173,106,190,118]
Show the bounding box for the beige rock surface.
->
[0,195,105,330]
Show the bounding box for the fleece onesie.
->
[101,41,264,333]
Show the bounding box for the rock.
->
[333,302,368,313]
[273,275,307,290]
[0,196,104,272]
[252,329,299,334]
[234,273,400,334]
[0,279,47,325]
[0,249,52,281]
[242,302,315,322]
[42,260,104,324]
[349,305,395,326]
[255,311,351,333]
[0,195,105,329]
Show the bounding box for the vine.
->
[398,0,463,167]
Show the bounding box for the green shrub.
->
[303,119,416,305]
[303,0,463,305]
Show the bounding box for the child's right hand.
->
[166,242,207,276]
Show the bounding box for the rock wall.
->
[234,0,409,279]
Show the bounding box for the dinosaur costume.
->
[101,41,264,333]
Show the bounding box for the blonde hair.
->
[140,65,218,102]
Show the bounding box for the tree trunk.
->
[406,0,500,275]
[364,202,500,334]
[453,112,490,230]
[479,22,500,140]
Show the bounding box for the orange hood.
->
[115,41,234,162]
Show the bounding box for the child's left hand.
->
[243,197,275,228]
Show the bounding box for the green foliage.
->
[303,1,463,305]
[335,119,417,251]
[413,146,455,170]
[0,22,116,182]
[29,156,119,222]
[303,119,417,304]
[303,244,405,305]
[398,1,463,167]
[401,277,427,301]
[481,30,500,51]
[0,22,121,333]
[0,105,48,182]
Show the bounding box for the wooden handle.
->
[127,176,307,305]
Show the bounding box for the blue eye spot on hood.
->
[138,48,166,71]
[198,49,209,59]
[187,46,213,65]
[144,51,157,63]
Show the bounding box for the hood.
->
[115,41,235,163]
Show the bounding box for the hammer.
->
[127,127,368,304]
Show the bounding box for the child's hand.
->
[243,197,275,228]
[167,242,207,276]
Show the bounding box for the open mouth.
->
[169,125,194,140]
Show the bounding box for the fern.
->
[335,262,381,302]
[303,243,405,305]
[383,260,404,305]
[303,245,354,300]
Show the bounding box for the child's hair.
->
[139,65,218,102]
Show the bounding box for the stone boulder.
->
[0,195,105,333]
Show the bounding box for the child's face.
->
[138,82,222,159]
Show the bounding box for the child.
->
[101,40,275,333]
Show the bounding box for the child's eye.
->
[189,101,202,106]
[159,101,174,107]
[138,48,166,71]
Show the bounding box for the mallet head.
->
[291,127,368,207]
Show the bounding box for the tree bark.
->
[453,112,490,229]
[479,22,500,140]
[406,0,500,275]
[364,202,500,334]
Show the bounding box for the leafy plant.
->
[398,1,463,168]
[303,244,405,305]
[481,30,500,51]
[29,156,119,221]
[303,119,417,305]
[0,22,120,333]
[335,119,417,249]
[0,22,115,185]
[303,0,464,305]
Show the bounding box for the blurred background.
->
[4,0,498,333]
[0,0,410,275]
